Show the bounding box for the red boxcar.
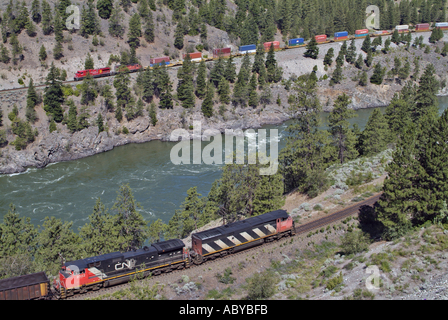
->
[315,34,327,43]
[213,47,231,59]
[74,67,111,81]
[263,41,280,50]
[415,23,430,31]
[183,52,202,60]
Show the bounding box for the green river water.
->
[1,97,447,230]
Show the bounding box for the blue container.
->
[150,61,170,67]
[355,33,368,37]
[288,38,305,46]
[334,31,348,37]
[239,44,257,52]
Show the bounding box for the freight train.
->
[0,209,295,299]
[70,22,447,83]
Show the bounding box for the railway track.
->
[65,192,382,300]
[0,30,433,95]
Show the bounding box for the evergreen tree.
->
[330,63,342,85]
[44,63,64,122]
[370,62,385,85]
[109,4,125,38]
[114,70,132,110]
[31,0,42,24]
[35,216,81,276]
[328,93,358,164]
[391,29,400,44]
[0,44,10,64]
[149,102,157,126]
[345,38,356,64]
[26,78,37,123]
[49,118,56,133]
[210,57,225,88]
[128,13,141,49]
[224,55,236,83]
[80,0,100,37]
[365,50,373,67]
[39,45,47,62]
[279,77,332,196]
[174,21,184,49]
[304,37,319,59]
[217,76,230,104]
[147,219,167,244]
[96,113,104,133]
[265,44,282,83]
[201,82,214,117]
[84,53,94,70]
[67,100,78,132]
[195,60,207,99]
[79,198,120,256]
[252,44,265,74]
[112,184,148,252]
[97,0,114,19]
[177,54,195,108]
[359,71,368,86]
[361,34,371,53]
[143,11,155,43]
[359,108,389,156]
[323,47,334,66]
[411,64,439,124]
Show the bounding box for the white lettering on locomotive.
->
[114,259,136,271]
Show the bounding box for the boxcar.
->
[0,272,49,300]
[190,210,295,264]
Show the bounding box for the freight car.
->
[212,47,231,59]
[288,38,304,47]
[355,29,369,38]
[315,34,328,43]
[263,41,280,51]
[190,209,295,264]
[239,44,257,54]
[183,52,202,62]
[150,56,171,67]
[55,239,187,298]
[334,31,348,41]
[0,272,49,300]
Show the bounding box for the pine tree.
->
[143,11,155,43]
[391,29,400,44]
[359,71,368,86]
[217,76,230,104]
[35,216,81,275]
[201,82,214,117]
[323,47,334,66]
[26,78,37,123]
[266,44,282,83]
[49,118,56,132]
[177,54,195,108]
[114,70,132,109]
[385,94,412,142]
[365,50,373,67]
[174,21,184,49]
[359,108,389,156]
[147,219,167,244]
[328,93,358,164]
[375,125,419,240]
[330,63,342,85]
[44,63,64,122]
[112,184,148,251]
[361,34,371,53]
[279,77,332,196]
[224,55,236,83]
[109,5,125,38]
[210,57,225,88]
[370,62,385,85]
[79,198,120,256]
[195,60,207,99]
[252,44,265,74]
[31,0,41,23]
[304,37,319,59]
[128,13,142,49]
[411,64,439,124]
[0,44,10,64]
[39,45,47,62]
[97,0,114,19]
[149,102,157,126]
[67,100,78,132]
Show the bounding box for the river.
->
[1,97,448,230]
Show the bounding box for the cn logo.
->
[115,259,136,271]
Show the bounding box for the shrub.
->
[340,230,370,255]
[215,267,236,284]
[122,126,129,134]
[246,270,278,299]
[326,272,343,290]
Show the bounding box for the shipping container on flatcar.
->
[212,47,231,59]
[355,29,369,38]
[288,38,304,46]
[334,31,348,41]
[150,56,171,67]
[395,25,409,33]
[183,52,202,62]
[415,23,430,31]
[190,210,295,264]
[0,272,49,300]
[239,44,257,54]
[315,34,327,43]
[263,41,280,51]
[435,22,448,30]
